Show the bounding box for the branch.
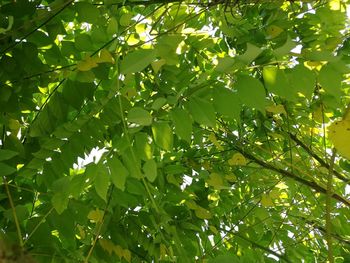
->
[326,150,336,263]
[231,232,292,263]
[3,176,23,247]
[236,148,350,207]
[289,133,349,183]
[0,0,74,55]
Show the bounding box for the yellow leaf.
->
[99,239,114,254]
[123,249,131,262]
[87,208,104,223]
[185,199,198,210]
[312,106,332,123]
[96,49,115,64]
[77,224,85,239]
[266,25,283,39]
[225,173,237,183]
[261,194,274,207]
[126,33,140,45]
[77,56,98,71]
[228,153,247,166]
[209,225,219,235]
[265,105,286,115]
[160,244,167,259]
[114,245,124,258]
[206,173,224,190]
[328,120,350,159]
[151,59,166,73]
[208,133,224,150]
[194,206,212,219]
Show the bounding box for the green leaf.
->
[0,149,18,161]
[135,132,153,161]
[263,66,293,100]
[94,164,110,202]
[127,107,152,126]
[235,75,266,112]
[119,13,133,27]
[120,49,156,74]
[0,162,16,176]
[286,65,316,99]
[51,177,71,214]
[215,57,236,73]
[208,254,240,263]
[143,159,157,182]
[213,87,240,121]
[238,43,262,64]
[107,156,128,191]
[171,108,192,142]
[318,63,343,98]
[186,96,216,127]
[274,37,296,57]
[152,122,173,151]
[75,2,100,23]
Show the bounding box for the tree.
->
[0,0,350,262]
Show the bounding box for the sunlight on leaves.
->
[328,120,350,159]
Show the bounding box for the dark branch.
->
[289,133,350,183]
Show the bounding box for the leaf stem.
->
[3,176,23,247]
[23,207,54,245]
[326,149,336,263]
[84,185,114,263]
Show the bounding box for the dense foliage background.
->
[1,0,350,262]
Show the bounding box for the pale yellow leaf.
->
[114,245,124,258]
[194,207,212,219]
[206,173,224,190]
[328,120,350,159]
[160,244,167,259]
[266,105,286,115]
[228,153,247,166]
[151,59,166,73]
[209,225,219,235]
[266,25,284,39]
[261,194,274,207]
[95,49,115,64]
[208,133,224,150]
[123,249,131,262]
[77,56,98,71]
[99,239,114,254]
[87,208,104,223]
[225,173,237,183]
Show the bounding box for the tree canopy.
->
[1,0,350,262]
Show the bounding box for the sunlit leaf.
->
[77,56,98,72]
[171,108,192,142]
[143,159,157,182]
[194,207,212,219]
[328,120,350,159]
[127,107,152,126]
[120,49,156,74]
[228,153,247,166]
[88,208,104,223]
[152,122,173,151]
[107,156,129,191]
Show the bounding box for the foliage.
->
[1,0,350,262]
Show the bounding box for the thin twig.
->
[3,176,23,247]
[326,149,336,263]
[84,185,114,263]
